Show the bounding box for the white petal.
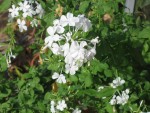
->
[52,72,59,79]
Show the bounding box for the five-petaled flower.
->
[52,72,66,84]
[17,19,27,32]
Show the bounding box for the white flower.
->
[60,12,79,27]
[110,95,117,105]
[22,6,36,18]
[116,89,130,105]
[62,43,70,56]
[110,89,130,105]
[72,108,81,113]
[91,36,99,46]
[52,72,66,84]
[36,4,44,18]
[17,19,27,32]
[31,19,38,27]
[56,100,67,111]
[65,64,78,75]
[50,101,56,113]
[53,19,65,34]
[47,26,62,41]
[19,1,30,12]
[51,43,62,55]
[76,15,92,32]
[8,5,19,18]
[110,77,125,88]
[86,47,96,61]
[70,41,87,60]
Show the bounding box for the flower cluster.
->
[110,77,125,88]
[43,12,99,75]
[110,89,130,105]
[109,77,130,105]
[50,100,67,113]
[8,0,44,32]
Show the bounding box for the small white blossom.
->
[36,4,44,18]
[72,108,81,113]
[8,5,19,18]
[76,14,92,32]
[91,36,99,46]
[17,19,27,32]
[116,89,130,105]
[110,77,125,88]
[19,1,30,12]
[110,89,130,105]
[50,101,56,113]
[65,64,78,75]
[53,19,65,34]
[60,12,79,27]
[52,72,66,84]
[56,100,67,111]
[110,95,117,105]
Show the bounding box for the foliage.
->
[0,0,150,112]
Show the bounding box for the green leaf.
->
[0,89,11,98]
[84,74,93,87]
[82,89,99,97]
[104,69,113,77]
[0,0,11,13]
[105,104,113,113]
[44,92,51,100]
[69,75,78,83]
[138,27,150,39]
[0,53,7,72]
[79,1,90,13]
[97,87,115,98]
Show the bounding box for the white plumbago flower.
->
[60,12,79,27]
[51,43,62,55]
[52,72,66,84]
[47,26,62,41]
[110,89,130,105]
[62,43,70,56]
[56,100,67,111]
[36,4,44,18]
[76,14,92,32]
[44,12,99,75]
[53,19,65,34]
[86,47,96,61]
[31,19,38,27]
[65,64,78,75]
[70,41,87,60]
[50,101,56,113]
[110,77,125,88]
[116,89,130,105]
[17,19,27,32]
[110,95,117,105]
[72,108,81,113]
[22,6,36,18]
[19,1,30,12]
[8,5,19,18]
[91,36,99,46]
